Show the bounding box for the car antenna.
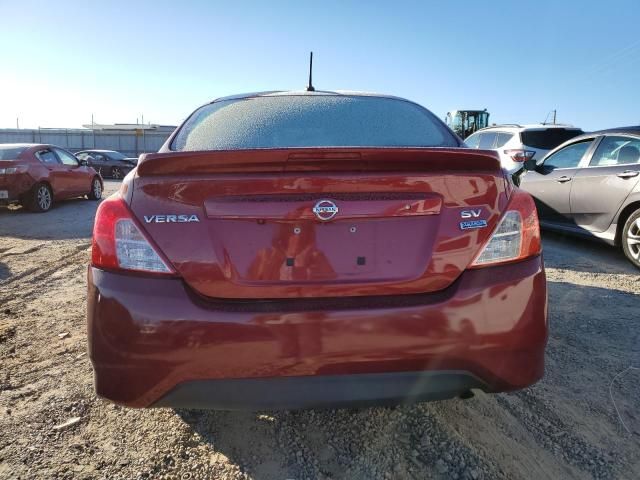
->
[306,51,315,92]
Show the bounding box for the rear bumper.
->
[87,256,548,409]
[0,173,35,204]
[154,371,487,410]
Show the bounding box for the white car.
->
[464,124,583,173]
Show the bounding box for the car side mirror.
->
[523,159,538,171]
[79,159,89,166]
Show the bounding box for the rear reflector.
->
[92,196,174,275]
[471,189,541,267]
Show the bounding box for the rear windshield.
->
[171,95,459,151]
[520,129,583,149]
[0,146,27,160]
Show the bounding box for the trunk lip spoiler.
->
[137,147,501,176]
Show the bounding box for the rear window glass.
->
[520,129,583,149]
[172,95,458,151]
[478,132,497,149]
[464,133,480,148]
[0,146,27,160]
[495,132,514,148]
[36,150,59,165]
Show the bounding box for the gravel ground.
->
[1,180,639,479]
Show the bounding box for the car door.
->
[76,152,94,170]
[520,138,595,223]
[35,148,66,196]
[88,153,107,175]
[53,147,91,195]
[570,135,640,232]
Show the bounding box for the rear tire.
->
[111,167,122,180]
[88,177,102,200]
[621,208,640,269]
[25,183,53,212]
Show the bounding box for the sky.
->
[0,0,639,131]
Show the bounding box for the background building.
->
[0,123,176,157]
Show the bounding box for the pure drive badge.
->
[460,220,488,230]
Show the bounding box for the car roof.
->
[558,127,640,144]
[0,143,56,151]
[210,89,419,105]
[540,126,640,160]
[0,143,47,148]
[588,126,640,136]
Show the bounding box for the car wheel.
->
[111,167,123,180]
[622,208,640,269]
[88,177,102,200]
[26,183,53,212]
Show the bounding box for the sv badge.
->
[459,208,486,230]
[461,209,482,218]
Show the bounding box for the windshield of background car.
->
[171,95,459,151]
[0,146,27,160]
[520,128,584,149]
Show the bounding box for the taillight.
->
[504,149,535,162]
[470,189,541,268]
[92,196,175,275]
[0,165,28,174]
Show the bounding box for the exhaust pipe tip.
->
[459,390,475,400]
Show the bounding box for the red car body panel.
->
[88,255,546,408]
[0,144,100,205]
[131,148,510,299]
[87,93,547,409]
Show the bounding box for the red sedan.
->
[88,91,548,409]
[0,144,103,212]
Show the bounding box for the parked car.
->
[75,149,137,179]
[519,126,640,268]
[465,124,584,173]
[88,90,547,409]
[0,143,103,212]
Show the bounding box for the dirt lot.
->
[1,180,639,480]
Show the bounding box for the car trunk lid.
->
[130,148,508,299]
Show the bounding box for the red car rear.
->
[0,144,103,211]
[87,91,547,409]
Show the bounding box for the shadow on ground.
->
[0,180,120,241]
[541,229,637,275]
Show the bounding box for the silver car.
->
[519,127,640,268]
